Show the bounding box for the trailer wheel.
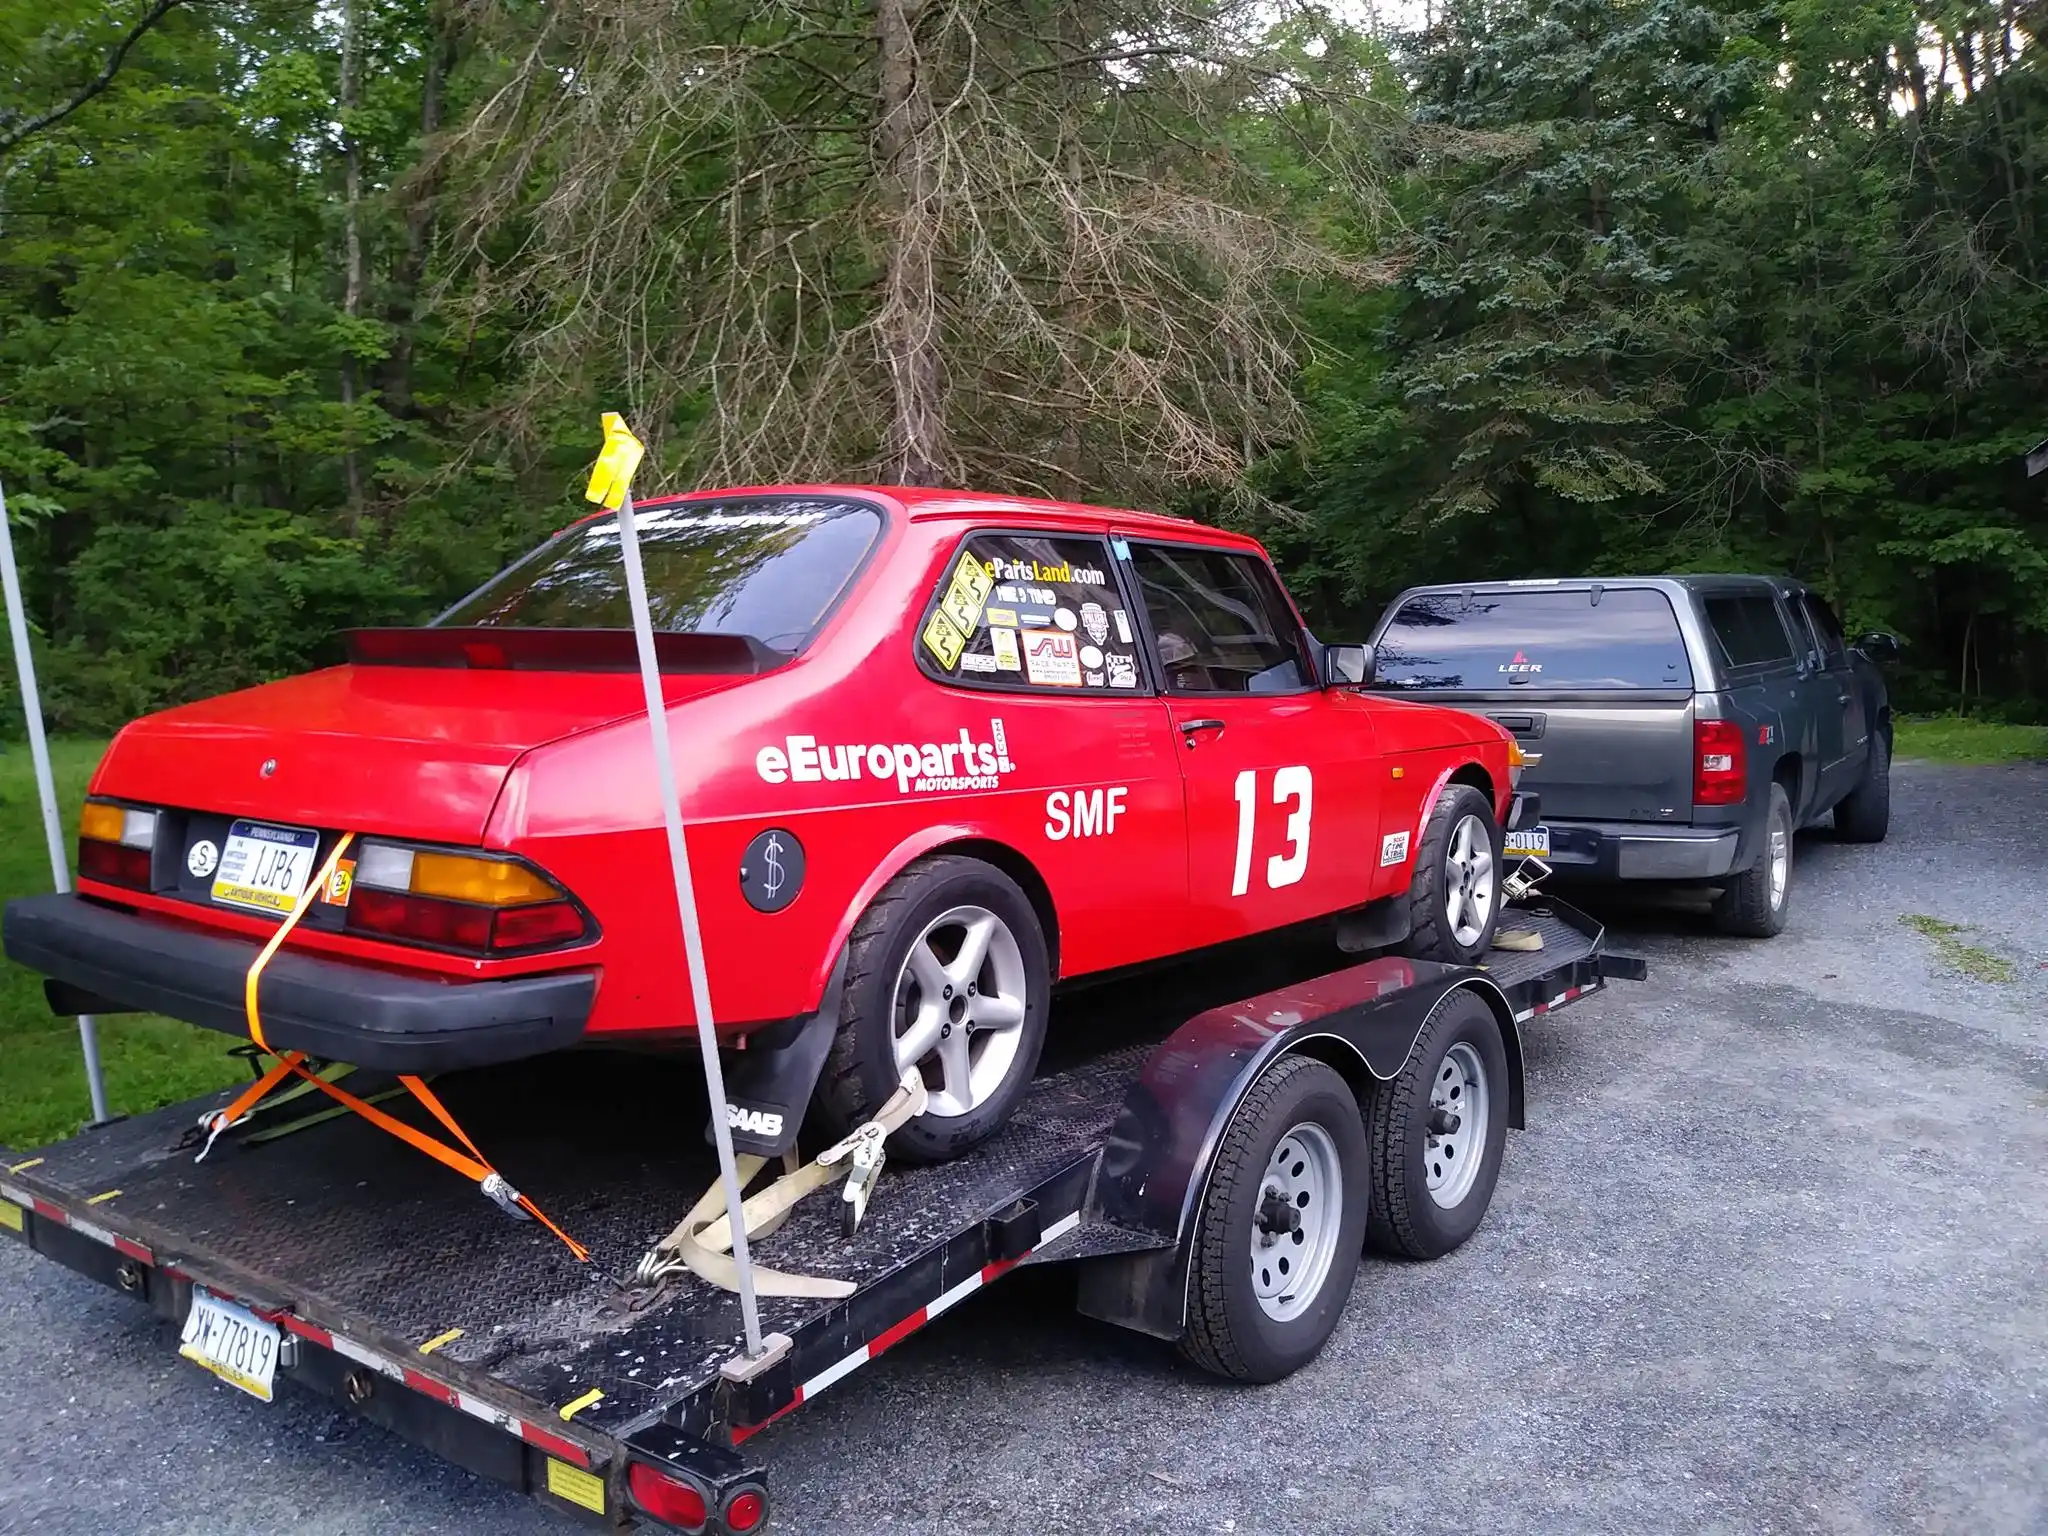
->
[1364,991,1509,1260]
[815,854,1050,1164]
[1402,784,1504,966]
[1179,1055,1369,1383]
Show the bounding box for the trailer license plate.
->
[212,821,320,916]
[179,1288,281,1402]
[1505,825,1550,858]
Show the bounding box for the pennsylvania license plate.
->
[179,1287,281,1402]
[1505,825,1551,858]
[211,821,320,916]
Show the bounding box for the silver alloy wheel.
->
[1425,1042,1490,1208]
[1767,813,1790,910]
[1250,1122,1344,1323]
[890,904,1030,1120]
[1444,813,1496,949]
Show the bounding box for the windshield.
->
[1374,587,1693,690]
[438,496,883,652]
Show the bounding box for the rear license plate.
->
[211,821,320,916]
[1505,825,1551,858]
[179,1287,281,1402]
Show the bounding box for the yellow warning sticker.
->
[546,1458,606,1514]
[921,608,967,670]
[0,1200,21,1233]
[939,550,993,635]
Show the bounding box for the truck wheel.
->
[1179,1055,1369,1383]
[1364,991,1510,1259]
[815,855,1051,1164]
[1832,729,1891,843]
[1401,784,1504,966]
[1713,782,1792,937]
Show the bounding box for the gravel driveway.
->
[3,760,2044,1535]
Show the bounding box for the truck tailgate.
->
[1480,691,1697,823]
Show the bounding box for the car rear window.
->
[918,531,1145,694]
[1702,592,1796,670]
[437,496,882,652]
[1374,588,1692,691]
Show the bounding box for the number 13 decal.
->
[1231,765,1313,896]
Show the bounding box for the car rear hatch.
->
[93,629,775,846]
[1370,585,1698,823]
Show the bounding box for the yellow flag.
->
[584,412,646,511]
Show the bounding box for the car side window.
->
[1702,593,1796,672]
[1129,544,1311,695]
[917,531,1146,694]
[1800,594,1849,667]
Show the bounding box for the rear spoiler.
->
[344,627,792,675]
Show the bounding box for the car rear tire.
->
[1401,784,1504,966]
[814,854,1051,1164]
[1832,728,1891,843]
[1363,991,1510,1259]
[1179,1055,1369,1383]
[1713,782,1792,937]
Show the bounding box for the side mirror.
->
[1855,631,1902,664]
[1324,642,1374,687]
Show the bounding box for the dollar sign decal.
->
[761,833,785,903]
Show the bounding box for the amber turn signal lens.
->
[409,851,561,907]
[79,801,126,844]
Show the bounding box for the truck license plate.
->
[211,821,320,916]
[1505,825,1551,858]
[179,1287,281,1402]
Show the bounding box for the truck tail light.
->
[78,799,157,890]
[1694,719,1746,805]
[345,841,589,956]
[627,1462,711,1532]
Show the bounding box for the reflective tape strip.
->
[1512,979,1598,1024]
[732,1208,1083,1445]
[0,1183,156,1264]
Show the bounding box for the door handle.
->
[1177,718,1225,746]
[1836,693,1850,706]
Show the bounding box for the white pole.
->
[0,478,111,1125]
[614,489,766,1356]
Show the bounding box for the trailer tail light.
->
[345,841,589,956]
[627,1462,711,1532]
[724,1486,769,1532]
[1694,719,1747,805]
[78,799,158,890]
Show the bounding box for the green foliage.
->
[1893,714,2048,765]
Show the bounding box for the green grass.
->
[1,739,245,1150]
[1899,914,2017,984]
[1893,714,2048,764]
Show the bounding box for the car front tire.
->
[1401,784,1505,965]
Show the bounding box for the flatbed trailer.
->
[0,900,1639,1533]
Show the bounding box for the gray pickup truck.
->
[1362,576,1897,936]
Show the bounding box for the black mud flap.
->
[708,952,847,1158]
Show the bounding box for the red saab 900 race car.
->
[4,487,1529,1161]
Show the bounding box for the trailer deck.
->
[0,901,1634,1529]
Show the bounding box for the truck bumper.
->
[2,893,594,1073]
[1540,820,1743,881]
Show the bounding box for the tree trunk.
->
[873,0,948,487]
[381,0,456,420]
[338,0,367,528]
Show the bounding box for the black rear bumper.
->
[2,893,594,1073]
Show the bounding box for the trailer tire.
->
[1179,1055,1368,1384]
[1364,991,1509,1260]
[1401,784,1504,966]
[814,854,1051,1164]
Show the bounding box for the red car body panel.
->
[82,485,1514,1046]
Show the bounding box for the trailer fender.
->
[1075,960,1523,1342]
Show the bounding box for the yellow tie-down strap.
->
[200,832,590,1264]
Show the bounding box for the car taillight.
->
[78,798,157,890]
[1694,719,1746,805]
[344,841,589,956]
[627,1462,711,1532]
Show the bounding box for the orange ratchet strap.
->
[199,831,590,1264]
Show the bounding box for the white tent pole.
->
[0,477,111,1125]
[614,488,766,1356]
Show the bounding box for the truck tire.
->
[1179,1055,1369,1383]
[814,855,1050,1164]
[1363,991,1510,1259]
[1713,782,1792,937]
[1832,729,1891,843]
[1402,784,1504,966]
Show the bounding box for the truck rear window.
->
[1374,588,1692,691]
